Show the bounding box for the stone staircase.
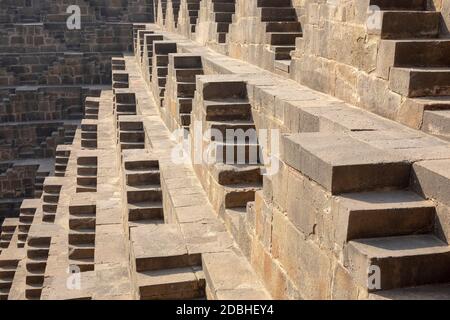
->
[372,0,450,140]
[54,145,71,177]
[112,57,127,72]
[80,120,98,149]
[133,24,148,56]
[156,0,169,26]
[114,89,138,119]
[130,224,205,299]
[112,70,130,90]
[191,78,263,215]
[164,54,204,130]
[68,202,96,272]
[122,150,164,226]
[166,0,182,30]
[206,0,236,44]
[282,131,450,296]
[136,30,156,65]
[17,200,40,248]
[117,116,146,150]
[76,155,98,193]
[141,33,164,86]
[84,97,100,120]
[257,0,301,72]
[24,236,50,300]
[178,0,201,36]
[63,123,78,145]
[41,180,62,223]
[0,258,19,300]
[151,41,178,107]
[0,219,17,251]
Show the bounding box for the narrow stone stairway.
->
[257,0,302,70]
[68,203,96,272]
[372,0,450,139]
[24,236,50,300]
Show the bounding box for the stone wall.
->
[0,0,155,23]
[0,23,133,53]
[0,87,88,122]
[290,0,450,129]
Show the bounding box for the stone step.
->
[69,216,96,230]
[124,159,160,171]
[42,213,56,223]
[224,184,261,209]
[265,21,302,33]
[206,120,256,136]
[379,39,450,71]
[116,103,137,113]
[389,67,450,98]
[202,251,270,299]
[69,258,94,272]
[25,256,47,272]
[175,68,204,82]
[0,288,10,300]
[126,170,161,186]
[412,159,450,208]
[69,204,96,216]
[257,0,292,7]
[81,139,97,149]
[375,11,440,39]
[120,142,145,150]
[345,234,450,291]
[26,270,44,285]
[267,32,302,45]
[137,267,205,300]
[77,165,98,176]
[0,277,12,289]
[0,264,16,278]
[204,99,252,121]
[212,163,262,185]
[128,201,164,222]
[172,55,202,69]
[131,224,192,272]
[119,130,145,143]
[115,91,136,104]
[43,184,62,194]
[43,192,60,203]
[369,0,426,10]
[334,190,435,246]
[81,132,98,140]
[200,80,247,100]
[69,243,95,260]
[25,283,42,299]
[27,247,49,259]
[42,203,57,213]
[119,119,144,131]
[77,157,97,166]
[213,141,261,164]
[127,185,163,204]
[272,45,295,60]
[68,229,96,245]
[422,110,450,140]
[259,7,297,22]
[282,133,410,194]
[369,283,450,300]
[77,176,97,187]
